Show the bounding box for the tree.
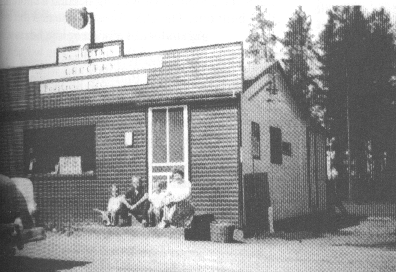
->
[319,6,396,201]
[245,6,276,63]
[283,6,321,117]
[365,8,396,200]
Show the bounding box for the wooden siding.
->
[0,43,243,112]
[241,63,326,222]
[190,103,240,226]
[0,68,29,112]
[0,109,147,224]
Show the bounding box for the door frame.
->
[147,105,188,195]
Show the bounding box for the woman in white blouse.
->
[157,169,194,229]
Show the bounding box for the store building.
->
[0,41,326,234]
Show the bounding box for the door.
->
[148,106,188,196]
[243,172,270,237]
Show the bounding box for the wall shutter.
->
[270,126,282,164]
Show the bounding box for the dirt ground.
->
[2,216,396,272]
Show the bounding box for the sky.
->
[0,0,395,69]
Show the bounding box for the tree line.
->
[246,6,396,202]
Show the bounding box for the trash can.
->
[210,222,235,243]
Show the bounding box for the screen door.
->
[148,106,188,195]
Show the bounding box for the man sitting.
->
[120,176,150,227]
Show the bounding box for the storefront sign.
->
[40,73,147,94]
[58,44,121,63]
[29,55,162,82]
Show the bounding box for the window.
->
[270,126,282,164]
[24,126,96,175]
[152,108,184,163]
[282,141,292,156]
[251,122,260,159]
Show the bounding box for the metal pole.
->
[89,12,95,45]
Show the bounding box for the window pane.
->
[169,108,184,162]
[152,109,167,163]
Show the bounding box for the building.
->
[0,41,326,234]
[242,61,327,234]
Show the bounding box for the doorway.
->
[148,106,188,196]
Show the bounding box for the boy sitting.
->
[147,182,166,227]
[94,184,131,226]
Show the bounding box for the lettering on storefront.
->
[40,73,148,94]
[58,44,121,63]
[29,55,163,82]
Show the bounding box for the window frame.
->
[147,105,188,196]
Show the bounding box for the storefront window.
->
[24,125,96,175]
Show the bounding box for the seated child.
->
[94,184,127,226]
[148,182,166,227]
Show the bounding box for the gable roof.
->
[243,59,287,91]
[243,59,326,133]
[244,60,275,81]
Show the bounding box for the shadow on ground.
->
[271,213,367,241]
[344,241,396,251]
[0,256,90,272]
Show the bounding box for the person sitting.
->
[147,182,166,227]
[94,184,128,226]
[157,169,195,229]
[120,176,150,227]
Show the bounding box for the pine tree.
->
[283,6,318,116]
[319,6,396,200]
[365,8,396,199]
[245,6,276,63]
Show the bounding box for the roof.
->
[243,59,287,92]
[243,58,326,133]
[243,59,275,81]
